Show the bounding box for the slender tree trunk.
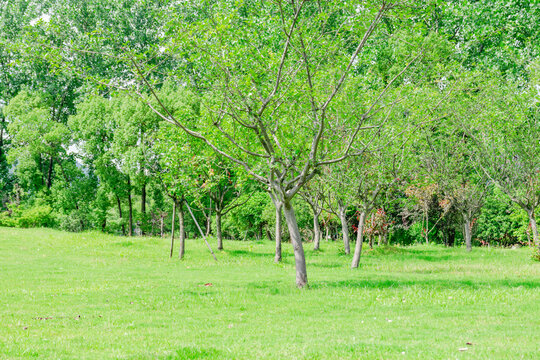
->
[527,209,539,251]
[205,210,211,236]
[127,178,133,237]
[46,156,54,189]
[351,211,366,268]
[369,235,373,249]
[170,201,176,258]
[116,194,125,235]
[141,183,146,235]
[424,211,430,245]
[313,211,321,251]
[325,224,330,241]
[338,201,350,254]
[283,200,308,288]
[0,115,4,154]
[274,201,283,263]
[216,211,223,250]
[463,214,472,252]
[178,201,185,259]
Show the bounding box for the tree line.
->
[0,0,539,287]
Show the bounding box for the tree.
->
[419,125,488,251]
[4,90,70,193]
[471,68,540,252]
[114,1,420,287]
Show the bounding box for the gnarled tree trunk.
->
[283,200,308,288]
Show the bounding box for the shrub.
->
[0,204,56,228]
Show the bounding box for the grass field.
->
[0,227,539,359]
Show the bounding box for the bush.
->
[0,204,55,228]
[532,247,540,262]
[476,188,526,246]
[57,210,86,232]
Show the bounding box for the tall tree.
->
[471,68,540,252]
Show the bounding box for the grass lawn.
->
[0,227,539,359]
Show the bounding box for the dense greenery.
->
[1,0,539,287]
[1,227,539,359]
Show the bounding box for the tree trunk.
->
[351,211,366,269]
[127,178,133,237]
[283,200,308,288]
[205,210,211,236]
[216,211,223,250]
[527,209,539,251]
[141,183,146,235]
[170,201,176,258]
[313,211,321,251]
[424,211,430,245]
[448,227,455,247]
[338,201,350,254]
[116,194,125,235]
[274,201,283,263]
[46,156,54,189]
[463,214,472,252]
[178,201,185,259]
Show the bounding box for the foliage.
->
[0,203,55,228]
[0,1,539,261]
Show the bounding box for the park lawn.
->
[0,227,539,360]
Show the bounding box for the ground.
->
[0,227,539,359]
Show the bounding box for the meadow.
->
[0,227,539,359]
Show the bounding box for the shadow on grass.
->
[408,254,458,262]
[114,241,135,247]
[224,249,271,258]
[161,347,224,360]
[309,262,343,269]
[360,246,469,262]
[310,278,540,290]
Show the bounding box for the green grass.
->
[0,227,539,359]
